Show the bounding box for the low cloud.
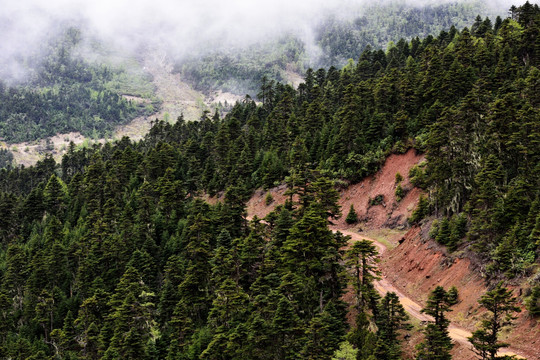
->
[0,0,535,82]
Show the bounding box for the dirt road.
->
[334,228,526,359]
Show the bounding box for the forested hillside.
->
[178,0,505,94]
[0,2,539,359]
[0,28,158,143]
[316,0,500,67]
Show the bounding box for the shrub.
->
[395,184,405,202]
[435,218,450,245]
[447,213,467,251]
[265,192,274,206]
[369,195,384,206]
[409,163,427,189]
[447,286,459,305]
[429,220,440,239]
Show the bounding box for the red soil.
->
[335,148,424,230]
[382,226,539,359]
[246,148,425,230]
[241,148,539,359]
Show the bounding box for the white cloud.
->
[0,0,537,81]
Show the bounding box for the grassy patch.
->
[361,228,408,251]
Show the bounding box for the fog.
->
[0,0,535,82]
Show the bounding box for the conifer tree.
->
[271,295,301,359]
[347,312,377,360]
[435,218,451,245]
[346,204,358,224]
[416,286,455,360]
[468,282,521,360]
[375,292,411,360]
[345,240,381,313]
[300,303,346,360]
[43,174,67,217]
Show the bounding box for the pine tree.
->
[300,303,346,360]
[347,312,377,360]
[43,174,67,217]
[525,283,540,316]
[416,286,455,360]
[311,176,342,221]
[33,289,55,342]
[345,240,381,313]
[410,195,429,223]
[346,204,358,224]
[468,282,521,360]
[375,292,411,360]
[281,206,347,311]
[3,243,27,311]
[435,218,451,245]
[271,295,301,359]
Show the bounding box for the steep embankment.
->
[246,149,537,360]
[382,227,539,359]
[344,227,528,359]
[247,149,424,227]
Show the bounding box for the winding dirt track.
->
[334,228,526,359]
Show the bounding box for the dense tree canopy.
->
[0,28,157,143]
[0,2,538,358]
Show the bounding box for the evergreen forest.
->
[0,28,158,143]
[0,2,539,359]
[177,0,504,94]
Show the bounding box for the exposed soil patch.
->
[242,150,536,359]
[114,50,207,141]
[335,149,424,230]
[245,184,291,219]
[245,149,424,229]
[206,90,245,106]
[8,132,96,167]
[122,95,150,104]
[381,226,538,359]
[283,64,304,89]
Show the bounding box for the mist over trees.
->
[0,1,538,359]
[0,28,157,143]
[0,0,533,144]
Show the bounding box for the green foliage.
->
[409,163,428,189]
[375,292,411,360]
[394,184,405,202]
[346,204,358,224]
[178,36,304,95]
[332,341,358,360]
[435,218,451,246]
[446,286,459,306]
[173,1,509,98]
[346,239,381,314]
[317,2,501,68]
[447,213,468,251]
[0,28,157,142]
[0,149,14,169]
[468,282,521,360]
[264,192,274,206]
[525,282,540,317]
[369,195,384,207]
[410,195,429,224]
[416,286,456,360]
[347,312,377,360]
[0,3,538,358]
[429,220,440,239]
